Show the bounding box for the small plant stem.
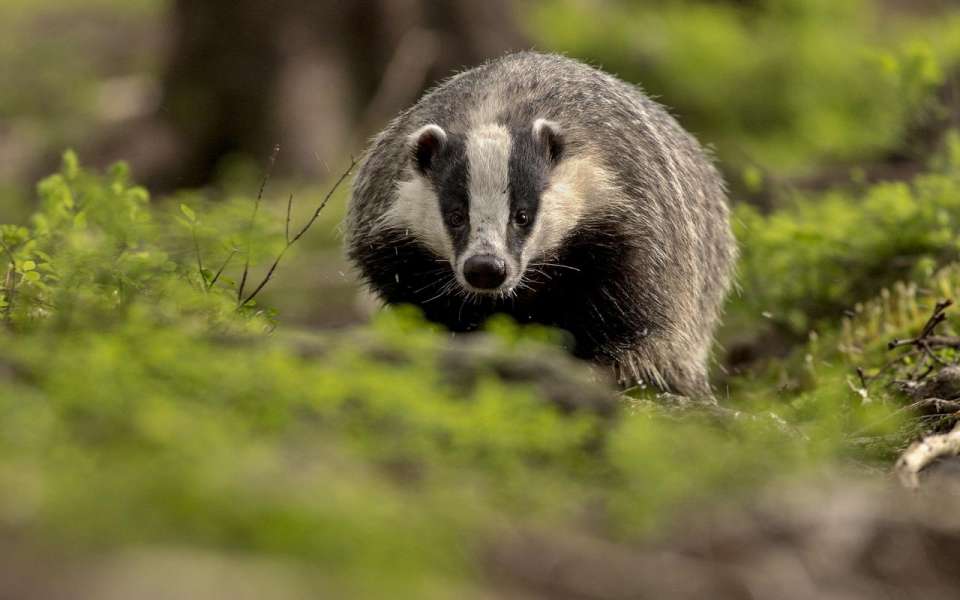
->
[238,144,281,303]
[192,226,205,285]
[238,156,357,309]
[207,249,238,291]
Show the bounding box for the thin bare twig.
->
[207,249,238,290]
[888,300,953,350]
[192,227,204,285]
[856,367,868,390]
[288,155,357,246]
[238,144,281,303]
[238,156,357,309]
[918,398,960,414]
[880,300,956,380]
[285,193,294,244]
[853,300,960,440]
[889,335,960,350]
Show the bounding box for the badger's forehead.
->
[464,123,512,200]
[464,124,512,240]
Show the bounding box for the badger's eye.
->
[513,209,530,227]
[447,210,466,228]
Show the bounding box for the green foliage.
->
[0,157,911,595]
[530,0,960,177]
[732,152,960,336]
[0,152,254,332]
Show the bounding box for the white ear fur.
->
[408,123,448,147]
[532,118,564,163]
[408,124,447,174]
[532,118,559,139]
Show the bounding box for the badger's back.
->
[347,52,736,397]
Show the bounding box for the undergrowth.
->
[0,153,954,596]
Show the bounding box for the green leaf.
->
[21,260,36,272]
[22,271,40,283]
[180,203,197,223]
[62,150,80,180]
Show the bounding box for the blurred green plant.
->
[731,132,960,338]
[0,156,915,596]
[530,0,960,178]
[0,150,357,333]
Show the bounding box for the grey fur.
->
[345,52,736,397]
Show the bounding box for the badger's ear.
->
[533,118,564,165]
[408,124,447,175]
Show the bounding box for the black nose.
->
[463,254,507,289]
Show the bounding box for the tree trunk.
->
[137,0,528,190]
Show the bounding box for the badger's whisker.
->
[423,278,458,304]
[524,267,553,281]
[530,262,581,273]
[411,275,450,295]
[525,269,550,281]
[600,286,630,322]
[513,274,535,294]
[409,266,458,295]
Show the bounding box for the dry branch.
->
[207,249,237,290]
[237,155,357,309]
[895,421,960,488]
[888,299,953,350]
[238,144,280,303]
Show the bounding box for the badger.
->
[345,52,736,397]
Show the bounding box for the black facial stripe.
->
[425,133,470,255]
[507,126,551,257]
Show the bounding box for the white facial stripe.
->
[464,124,512,258]
[375,122,451,257]
[524,156,615,261]
[380,176,451,256]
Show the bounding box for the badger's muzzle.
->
[462,254,507,290]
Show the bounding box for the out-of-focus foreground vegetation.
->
[3,0,960,597]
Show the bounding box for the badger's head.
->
[388,119,581,297]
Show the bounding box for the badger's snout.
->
[462,254,508,290]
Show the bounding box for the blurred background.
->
[3,0,960,344]
[5,2,960,597]
[3,0,959,188]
